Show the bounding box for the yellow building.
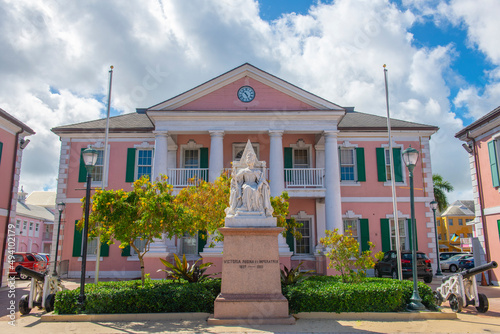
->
[436,200,474,252]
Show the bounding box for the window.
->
[438,234,442,240]
[376,147,403,182]
[467,233,473,237]
[23,221,27,234]
[295,219,312,254]
[184,149,199,168]
[181,232,198,255]
[449,218,453,226]
[90,149,105,182]
[437,220,440,226]
[35,223,39,237]
[390,219,406,250]
[442,233,447,241]
[137,149,153,180]
[460,233,464,238]
[29,222,34,237]
[343,218,359,241]
[293,149,309,168]
[16,220,20,234]
[131,238,148,256]
[385,149,393,181]
[458,219,463,226]
[340,149,356,181]
[233,143,259,161]
[85,238,99,256]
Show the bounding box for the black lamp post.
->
[78,147,98,305]
[52,202,66,276]
[430,200,443,276]
[402,146,426,311]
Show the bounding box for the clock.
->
[237,86,255,103]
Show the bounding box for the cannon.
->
[16,265,66,314]
[435,261,498,313]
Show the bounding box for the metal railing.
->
[284,168,325,188]
[167,168,209,187]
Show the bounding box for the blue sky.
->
[2,0,500,202]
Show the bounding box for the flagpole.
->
[95,65,114,284]
[384,65,402,280]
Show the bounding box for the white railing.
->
[284,168,325,188]
[167,168,209,187]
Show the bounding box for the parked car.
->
[374,250,433,283]
[439,252,468,262]
[459,257,475,270]
[440,254,473,272]
[9,252,48,279]
[36,253,50,272]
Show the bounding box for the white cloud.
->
[0,0,488,202]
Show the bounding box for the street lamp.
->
[430,200,443,276]
[402,146,426,311]
[52,202,66,276]
[79,147,98,305]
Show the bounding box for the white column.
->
[209,130,224,182]
[324,131,343,232]
[269,130,284,197]
[315,198,326,253]
[153,131,169,181]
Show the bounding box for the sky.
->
[2,0,500,204]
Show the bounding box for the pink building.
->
[51,64,438,279]
[456,106,500,285]
[0,108,35,287]
[15,189,55,254]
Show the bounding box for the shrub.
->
[283,276,438,313]
[158,254,218,283]
[55,279,221,314]
[280,262,314,286]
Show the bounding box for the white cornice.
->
[149,64,345,111]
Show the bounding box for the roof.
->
[338,109,439,131]
[16,201,54,221]
[25,191,57,208]
[0,108,35,135]
[455,106,500,138]
[51,112,154,134]
[440,200,475,217]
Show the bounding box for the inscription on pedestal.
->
[224,259,279,270]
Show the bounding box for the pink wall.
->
[0,128,16,208]
[176,77,318,111]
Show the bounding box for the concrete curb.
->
[41,311,456,322]
[295,311,457,320]
[41,312,210,322]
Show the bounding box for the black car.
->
[374,250,433,283]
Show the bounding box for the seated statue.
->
[225,141,273,217]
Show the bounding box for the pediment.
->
[147,63,344,112]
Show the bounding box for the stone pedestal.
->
[208,224,295,325]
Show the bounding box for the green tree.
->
[320,229,375,283]
[81,175,185,286]
[433,174,454,212]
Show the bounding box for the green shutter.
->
[126,148,136,182]
[393,148,403,182]
[78,148,87,182]
[285,219,295,252]
[380,219,390,252]
[198,230,207,253]
[100,242,109,257]
[407,218,418,251]
[0,141,3,165]
[200,148,208,168]
[497,220,500,241]
[356,147,366,182]
[488,141,500,187]
[284,147,293,182]
[121,245,131,257]
[376,148,386,182]
[360,219,370,252]
[72,220,83,257]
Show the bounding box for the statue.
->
[225,140,274,217]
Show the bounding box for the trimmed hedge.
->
[55,279,221,314]
[283,276,438,313]
[55,276,437,314]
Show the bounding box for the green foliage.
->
[433,174,454,212]
[54,279,221,314]
[280,262,314,286]
[320,229,376,283]
[158,254,218,283]
[283,276,438,313]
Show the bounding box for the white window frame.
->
[23,221,27,235]
[292,211,315,258]
[35,223,39,237]
[290,139,312,168]
[342,210,362,245]
[386,211,410,251]
[232,142,260,161]
[136,149,154,180]
[86,142,110,188]
[381,143,406,186]
[179,231,199,259]
[181,140,203,168]
[340,147,357,182]
[16,220,20,234]
[29,222,34,237]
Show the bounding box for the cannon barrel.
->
[16,265,45,282]
[462,261,498,279]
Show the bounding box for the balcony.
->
[167,168,325,189]
[43,232,53,241]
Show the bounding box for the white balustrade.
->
[167,168,209,187]
[284,168,325,188]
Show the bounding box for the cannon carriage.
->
[435,261,497,313]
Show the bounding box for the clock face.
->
[237,86,255,103]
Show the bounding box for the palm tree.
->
[433,174,454,212]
